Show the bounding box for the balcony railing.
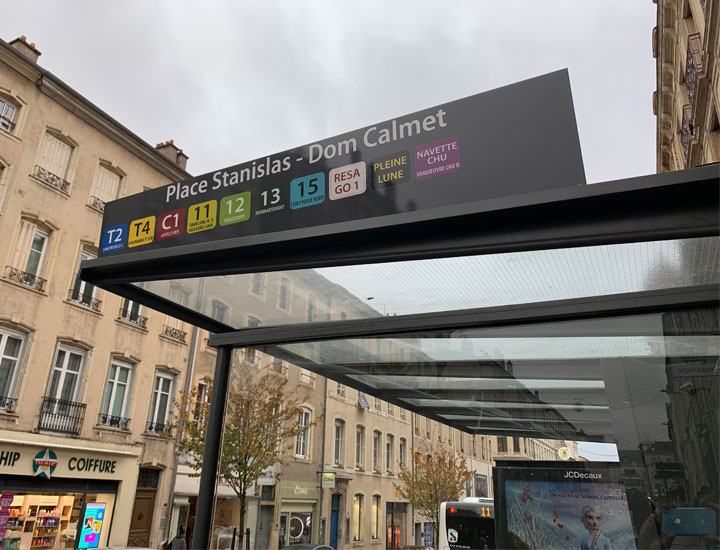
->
[146,421,172,436]
[38,397,86,435]
[97,413,130,430]
[686,33,704,111]
[87,195,106,213]
[5,266,46,292]
[681,104,694,167]
[68,288,102,312]
[162,324,187,343]
[0,396,17,413]
[118,307,148,329]
[32,165,70,194]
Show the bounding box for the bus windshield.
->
[442,501,495,550]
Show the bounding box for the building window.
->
[89,164,121,212]
[69,246,100,310]
[210,300,229,323]
[194,379,209,427]
[438,423,443,442]
[34,131,73,193]
[374,396,381,410]
[278,278,291,311]
[399,408,406,420]
[399,438,407,467]
[251,273,265,297]
[246,315,261,328]
[306,295,317,322]
[426,417,431,438]
[472,435,477,456]
[0,327,26,409]
[296,407,311,458]
[147,371,174,434]
[353,494,364,541]
[498,436,508,453]
[371,495,381,539]
[47,344,84,403]
[481,436,486,460]
[475,474,489,498]
[336,382,345,397]
[340,311,348,320]
[387,402,394,416]
[163,285,189,342]
[333,420,345,466]
[372,430,381,472]
[243,348,258,363]
[386,434,394,473]
[300,368,314,385]
[513,436,521,453]
[0,97,18,132]
[99,359,133,428]
[7,219,53,291]
[355,425,365,469]
[460,431,465,452]
[119,298,147,328]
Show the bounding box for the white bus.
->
[438,498,496,550]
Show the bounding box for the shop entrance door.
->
[256,505,273,550]
[329,494,340,549]
[127,489,156,547]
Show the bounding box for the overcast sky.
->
[1,1,657,184]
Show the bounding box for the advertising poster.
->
[78,502,106,549]
[504,479,635,549]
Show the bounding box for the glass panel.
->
[60,372,78,402]
[101,379,113,415]
[133,237,720,329]
[111,382,126,418]
[25,233,46,275]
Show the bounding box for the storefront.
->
[172,464,260,550]
[0,434,141,549]
[278,481,319,548]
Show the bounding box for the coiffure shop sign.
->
[0,446,120,480]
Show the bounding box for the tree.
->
[174,356,312,547]
[394,445,473,550]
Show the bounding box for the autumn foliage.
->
[173,357,312,543]
[394,445,473,549]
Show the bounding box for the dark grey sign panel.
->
[98,70,584,257]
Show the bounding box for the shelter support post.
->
[192,345,232,550]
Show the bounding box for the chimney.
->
[155,140,188,170]
[9,36,41,63]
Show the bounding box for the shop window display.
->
[0,492,114,550]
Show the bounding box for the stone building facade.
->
[0,35,190,549]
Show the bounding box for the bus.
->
[438,498,496,550]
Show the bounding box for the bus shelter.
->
[80,74,719,549]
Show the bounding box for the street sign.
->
[97,70,585,259]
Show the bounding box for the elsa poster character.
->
[580,505,612,550]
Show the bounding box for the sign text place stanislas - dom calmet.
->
[99,70,585,257]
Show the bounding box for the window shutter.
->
[92,165,121,203]
[38,133,72,179]
[11,219,37,269]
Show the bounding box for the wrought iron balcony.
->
[686,33,704,111]
[0,396,17,413]
[38,397,86,435]
[118,307,148,329]
[145,421,172,436]
[68,288,102,312]
[681,104,694,167]
[87,195,106,213]
[162,324,187,343]
[5,266,46,292]
[32,165,70,194]
[97,413,130,430]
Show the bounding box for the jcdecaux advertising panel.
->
[99,70,585,257]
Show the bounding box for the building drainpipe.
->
[318,376,328,545]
